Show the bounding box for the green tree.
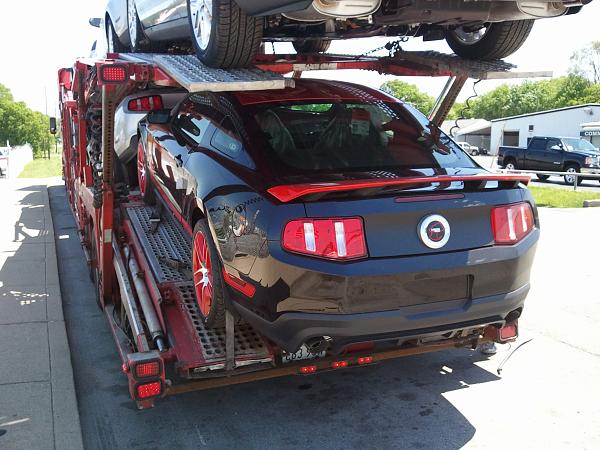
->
[0,84,53,157]
[570,41,600,84]
[380,80,435,115]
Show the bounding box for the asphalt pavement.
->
[48,184,600,450]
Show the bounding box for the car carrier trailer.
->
[57,48,548,409]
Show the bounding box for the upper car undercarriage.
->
[261,0,582,42]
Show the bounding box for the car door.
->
[523,137,547,170]
[542,138,565,171]
[148,107,197,213]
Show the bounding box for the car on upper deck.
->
[104,0,592,68]
[136,78,538,354]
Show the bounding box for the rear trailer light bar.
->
[128,95,163,112]
[268,174,531,203]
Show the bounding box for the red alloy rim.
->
[137,142,146,195]
[192,230,213,317]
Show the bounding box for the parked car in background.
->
[0,147,9,177]
[498,136,600,185]
[103,0,589,68]
[136,78,539,354]
[457,141,479,155]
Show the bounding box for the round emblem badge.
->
[418,214,450,249]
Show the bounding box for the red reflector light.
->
[357,356,373,365]
[128,95,164,112]
[499,321,518,341]
[299,365,317,374]
[135,361,160,378]
[100,65,128,83]
[331,360,349,369]
[136,381,162,399]
[491,202,534,245]
[283,218,367,260]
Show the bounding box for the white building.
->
[489,104,600,154]
[581,121,600,147]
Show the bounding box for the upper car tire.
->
[192,219,227,328]
[445,20,534,60]
[127,0,146,52]
[293,39,331,54]
[187,0,263,68]
[106,17,126,53]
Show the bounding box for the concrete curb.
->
[583,199,600,207]
[43,183,84,450]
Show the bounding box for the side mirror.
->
[550,145,562,151]
[146,109,171,125]
[89,18,102,28]
[49,117,57,135]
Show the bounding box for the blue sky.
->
[0,0,598,115]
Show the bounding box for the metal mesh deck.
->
[127,206,192,283]
[122,53,293,92]
[178,283,271,364]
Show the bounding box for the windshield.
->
[247,100,476,174]
[562,138,599,153]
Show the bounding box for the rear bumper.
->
[234,283,528,353]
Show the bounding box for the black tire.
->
[293,39,331,54]
[106,17,126,53]
[536,174,550,181]
[504,159,517,171]
[471,149,478,156]
[127,0,146,52]
[445,20,534,60]
[186,0,263,68]
[192,219,227,328]
[564,165,582,186]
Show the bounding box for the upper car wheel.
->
[127,0,145,52]
[293,39,331,54]
[445,20,534,60]
[504,161,516,171]
[192,219,227,328]
[106,17,126,53]
[187,0,263,68]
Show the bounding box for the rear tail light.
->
[135,361,160,378]
[136,381,162,399]
[283,218,367,260]
[299,365,317,374]
[491,202,534,245]
[128,95,163,112]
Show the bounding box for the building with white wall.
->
[581,121,600,147]
[489,104,600,154]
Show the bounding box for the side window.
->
[528,138,546,151]
[546,139,561,151]
[211,116,255,169]
[174,99,213,145]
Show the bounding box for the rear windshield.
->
[245,100,476,174]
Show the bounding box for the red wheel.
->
[193,229,213,317]
[137,140,155,205]
[192,220,226,327]
[137,141,147,196]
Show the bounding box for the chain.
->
[356,38,408,60]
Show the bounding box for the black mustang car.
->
[137,79,539,354]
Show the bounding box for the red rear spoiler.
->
[267,174,531,203]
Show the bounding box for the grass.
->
[529,186,600,208]
[18,151,62,178]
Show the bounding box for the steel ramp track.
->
[125,204,273,376]
[119,53,293,92]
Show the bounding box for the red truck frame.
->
[58,50,538,409]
